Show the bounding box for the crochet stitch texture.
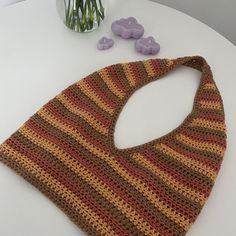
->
[0,56,226,236]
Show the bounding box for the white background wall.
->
[151,0,236,45]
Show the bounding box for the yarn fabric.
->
[0,56,226,236]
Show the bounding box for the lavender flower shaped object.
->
[135,36,160,55]
[111,17,144,39]
[97,37,114,50]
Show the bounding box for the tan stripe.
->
[165,59,174,67]
[0,143,118,236]
[132,153,206,205]
[19,125,159,236]
[122,63,137,86]
[176,134,225,156]
[199,100,222,110]
[156,143,217,181]
[77,80,114,115]
[189,118,226,133]
[203,83,217,90]
[56,94,108,136]
[98,68,125,99]
[38,108,191,230]
[142,60,156,78]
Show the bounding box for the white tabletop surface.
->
[0,0,236,235]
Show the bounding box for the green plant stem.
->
[63,0,104,32]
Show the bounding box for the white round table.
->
[0,0,236,235]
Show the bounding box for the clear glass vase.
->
[56,0,105,33]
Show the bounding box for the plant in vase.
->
[57,0,105,32]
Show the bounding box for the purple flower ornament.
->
[135,36,160,55]
[97,37,114,50]
[111,17,144,39]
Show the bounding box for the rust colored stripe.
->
[1,143,118,236]
[181,129,226,147]
[164,141,220,172]
[19,124,160,236]
[92,72,120,105]
[27,114,184,236]
[77,79,115,115]
[12,129,143,235]
[171,137,222,166]
[148,147,212,194]
[115,154,200,220]
[108,64,131,90]
[37,107,192,230]
[189,118,226,133]
[198,92,222,102]
[50,98,107,145]
[56,94,109,136]
[63,85,109,122]
[11,132,134,236]
[64,86,111,126]
[85,76,117,108]
[176,133,225,156]
[0,151,102,236]
[43,102,108,151]
[98,68,125,99]
[106,66,127,93]
[4,137,128,236]
[131,152,207,205]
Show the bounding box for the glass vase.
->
[56,0,105,33]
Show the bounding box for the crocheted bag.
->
[0,56,226,236]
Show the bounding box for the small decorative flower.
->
[97,37,114,50]
[111,17,144,39]
[135,36,160,55]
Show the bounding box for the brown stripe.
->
[131,152,206,205]
[182,128,226,146]
[110,64,131,90]
[85,76,117,108]
[56,94,109,136]
[37,107,192,230]
[64,85,111,126]
[27,113,184,235]
[163,140,220,172]
[92,72,120,105]
[149,146,213,194]
[5,137,125,235]
[176,133,225,156]
[9,131,134,236]
[106,66,127,94]
[156,143,218,182]
[116,153,201,220]
[98,68,125,99]
[198,92,222,102]
[189,118,226,133]
[196,111,225,122]
[131,62,150,86]
[19,124,160,236]
[43,102,108,151]
[77,79,115,115]
[0,151,102,236]
[1,144,118,236]
[50,98,108,144]
[171,137,222,166]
